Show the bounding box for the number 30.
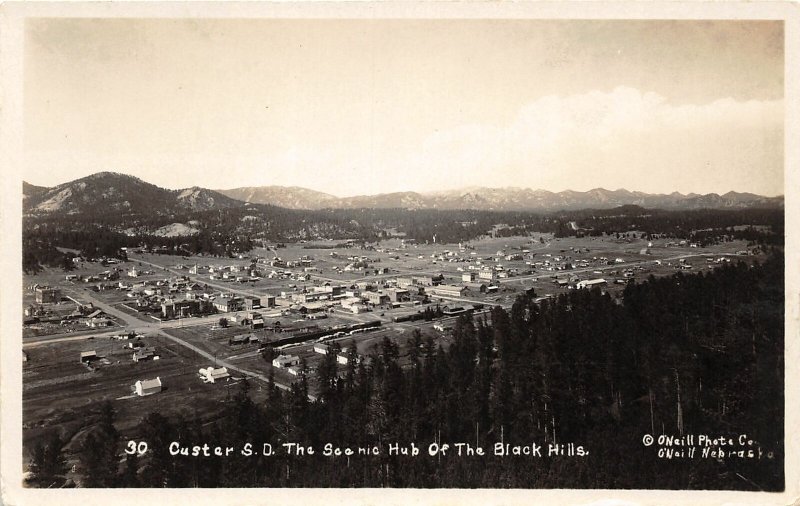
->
[125,441,148,456]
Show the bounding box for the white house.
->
[576,278,607,290]
[313,344,331,355]
[198,366,230,384]
[337,353,358,365]
[428,285,467,298]
[272,355,300,369]
[87,318,114,328]
[478,270,497,281]
[134,377,162,396]
[132,347,158,362]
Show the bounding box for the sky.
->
[23,19,784,197]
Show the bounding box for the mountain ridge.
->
[24,172,784,215]
[216,184,783,211]
[24,171,243,216]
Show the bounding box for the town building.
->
[386,288,411,302]
[362,291,390,306]
[272,355,300,369]
[412,275,435,286]
[478,270,497,282]
[249,312,265,329]
[244,296,262,310]
[35,287,61,304]
[80,351,98,363]
[86,318,114,328]
[463,282,488,293]
[198,366,230,384]
[230,334,253,345]
[132,347,158,362]
[313,344,331,355]
[134,377,162,396]
[213,296,245,313]
[428,285,468,298]
[576,278,607,290]
[395,277,415,288]
[161,299,212,319]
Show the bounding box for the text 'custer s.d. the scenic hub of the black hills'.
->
[10,12,788,497]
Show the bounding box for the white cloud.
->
[24,87,783,197]
[382,87,783,196]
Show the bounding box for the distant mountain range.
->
[23,171,784,216]
[217,185,339,210]
[216,185,784,212]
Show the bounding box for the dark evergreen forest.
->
[27,252,784,490]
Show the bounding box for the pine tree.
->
[138,413,174,487]
[39,432,68,487]
[78,402,120,487]
[120,453,140,487]
[26,442,47,486]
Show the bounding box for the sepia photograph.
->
[1,2,798,505]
